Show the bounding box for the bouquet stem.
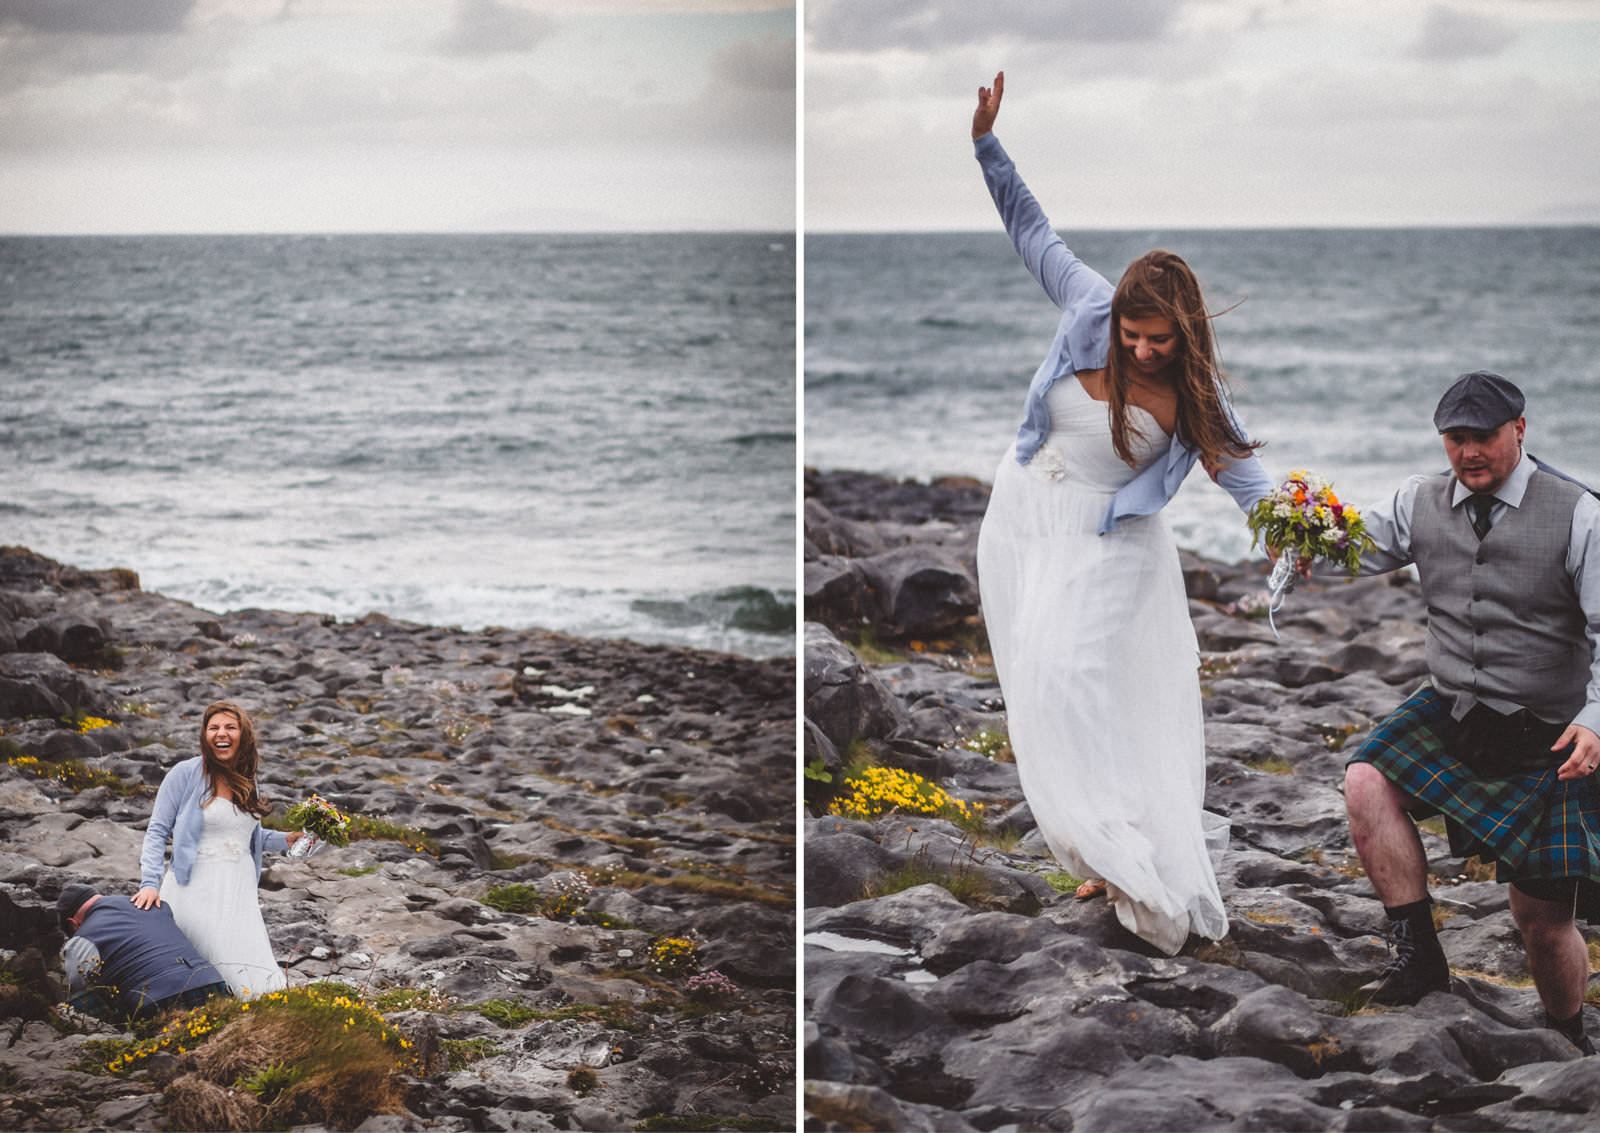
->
[1267,555,1298,640]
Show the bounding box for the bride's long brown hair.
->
[1104,249,1262,469]
[200,700,272,819]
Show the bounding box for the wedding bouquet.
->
[1246,471,1376,636]
[283,793,352,858]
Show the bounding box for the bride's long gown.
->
[977,376,1230,955]
[159,799,286,997]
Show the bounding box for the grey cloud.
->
[0,0,193,35]
[1408,5,1516,60]
[435,0,555,57]
[807,0,1182,53]
[713,30,794,93]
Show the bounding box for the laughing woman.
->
[971,73,1275,955]
[133,700,303,997]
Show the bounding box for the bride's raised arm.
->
[972,72,1109,317]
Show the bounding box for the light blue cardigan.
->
[976,131,1274,533]
[138,756,289,891]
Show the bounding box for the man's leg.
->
[1509,882,1592,1051]
[1345,761,1451,1003]
[1345,762,1429,904]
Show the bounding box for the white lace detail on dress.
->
[1025,442,1067,483]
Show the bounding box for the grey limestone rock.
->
[803,469,1600,1131]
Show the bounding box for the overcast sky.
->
[805,0,1600,231]
[0,0,795,234]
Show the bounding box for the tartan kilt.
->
[1349,684,1600,919]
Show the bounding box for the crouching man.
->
[56,881,228,1022]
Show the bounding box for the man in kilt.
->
[1340,371,1600,1054]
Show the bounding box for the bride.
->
[133,700,303,996]
[970,73,1274,955]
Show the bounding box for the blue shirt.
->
[139,756,288,891]
[975,131,1274,533]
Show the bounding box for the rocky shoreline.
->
[0,545,795,1131]
[803,468,1600,1131]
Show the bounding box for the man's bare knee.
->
[1345,762,1402,814]
[1509,887,1575,938]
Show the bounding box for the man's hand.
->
[1264,543,1313,579]
[1554,723,1600,780]
[131,886,161,910]
[973,71,1004,140]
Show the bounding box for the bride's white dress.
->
[977,377,1230,955]
[159,800,286,998]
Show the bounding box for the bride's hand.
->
[286,831,305,848]
[131,886,160,910]
[973,71,1004,140]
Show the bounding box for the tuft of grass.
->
[482,883,543,914]
[567,1066,600,1095]
[83,983,420,1132]
[583,866,791,910]
[960,728,1014,763]
[440,1037,499,1071]
[862,848,993,908]
[339,864,380,878]
[5,753,143,796]
[634,1115,786,1132]
[850,625,903,665]
[476,999,539,1029]
[347,814,439,856]
[370,986,455,1012]
[1246,758,1295,775]
[240,1061,306,1106]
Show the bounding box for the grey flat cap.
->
[55,882,98,933]
[1433,370,1525,433]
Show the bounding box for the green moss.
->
[1043,870,1087,894]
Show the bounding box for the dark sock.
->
[1384,898,1447,967]
[1547,1009,1587,1043]
[1383,897,1433,924]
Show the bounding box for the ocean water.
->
[806,228,1600,563]
[2,233,796,658]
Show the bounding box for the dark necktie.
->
[1467,494,1495,540]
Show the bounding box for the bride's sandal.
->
[1074,878,1107,901]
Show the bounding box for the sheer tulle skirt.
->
[977,446,1229,955]
[160,802,285,998]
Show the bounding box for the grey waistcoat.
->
[1412,467,1587,722]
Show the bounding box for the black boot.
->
[1546,1009,1596,1056]
[1361,899,1451,1006]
